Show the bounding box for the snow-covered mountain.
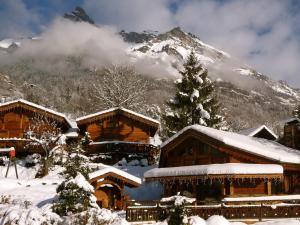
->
[121,27,299,131]
[125,27,300,103]
[0,9,298,132]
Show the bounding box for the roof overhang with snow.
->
[283,117,300,125]
[76,107,160,130]
[144,163,283,182]
[238,125,278,140]
[89,165,141,188]
[0,99,78,130]
[160,125,300,165]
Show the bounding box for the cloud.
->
[173,0,300,86]
[82,0,174,32]
[81,0,300,87]
[0,0,40,38]
[0,19,129,69]
[0,18,175,77]
[1,0,300,86]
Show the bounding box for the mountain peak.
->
[165,27,186,37]
[64,6,94,24]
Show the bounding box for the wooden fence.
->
[126,203,300,222]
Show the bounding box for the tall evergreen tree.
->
[163,51,224,137]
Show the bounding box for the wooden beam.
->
[267,180,272,195]
[229,182,234,196]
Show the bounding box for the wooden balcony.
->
[126,198,300,222]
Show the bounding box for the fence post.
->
[259,202,263,222]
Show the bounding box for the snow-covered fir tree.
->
[161,193,195,225]
[163,51,224,137]
[52,143,98,216]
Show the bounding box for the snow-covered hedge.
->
[0,206,128,225]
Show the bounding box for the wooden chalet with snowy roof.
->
[144,125,300,202]
[76,107,160,164]
[89,164,141,210]
[238,125,278,141]
[0,99,78,155]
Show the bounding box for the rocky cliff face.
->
[63,7,95,24]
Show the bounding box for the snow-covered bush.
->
[188,216,206,225]
[61,208,129,225]
[52,143,97,216]
[49,146,68,165]
[0,206,61,225]
[52,173,98,216]
[0,156,9,166]
[0,195,11,204]
[206,215,231,225]
[61,144,90,180]
[25,154,41,167]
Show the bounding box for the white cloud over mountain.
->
[1,0,300,86]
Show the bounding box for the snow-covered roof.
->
[76,107,159,128]
[89,164,141,187]
[161,125,300,164]
[0,99,78,129]
[0,138,30,141]
[64,130,79,138]
[90,141,156,147]
[238,125,278,139]
[282,117,300,124]
[144,163,283,179]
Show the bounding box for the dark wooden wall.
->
[283,123,300,150]
[162,137,229,167]
[80,114,153,143]
[0,112,30,138]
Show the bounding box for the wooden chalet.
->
[76,107,160,164]
[238,125,278,141]
[0,99,78,155]
[89,165,141,209]
[144,125,300,202]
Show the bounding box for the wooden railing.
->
[126,203,300,222]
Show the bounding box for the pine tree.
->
[163,51,224,137]
[168,204,189,225]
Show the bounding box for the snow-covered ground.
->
[1,160,300,225]
[0,163,63,208]
[151,215,300,225]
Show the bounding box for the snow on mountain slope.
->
[0,39,21,49]
[1,21,299,131]
[127,27,300,105]
[129,27,227,67]
[128,27,300,99]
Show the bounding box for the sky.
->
[1,0,300,87]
